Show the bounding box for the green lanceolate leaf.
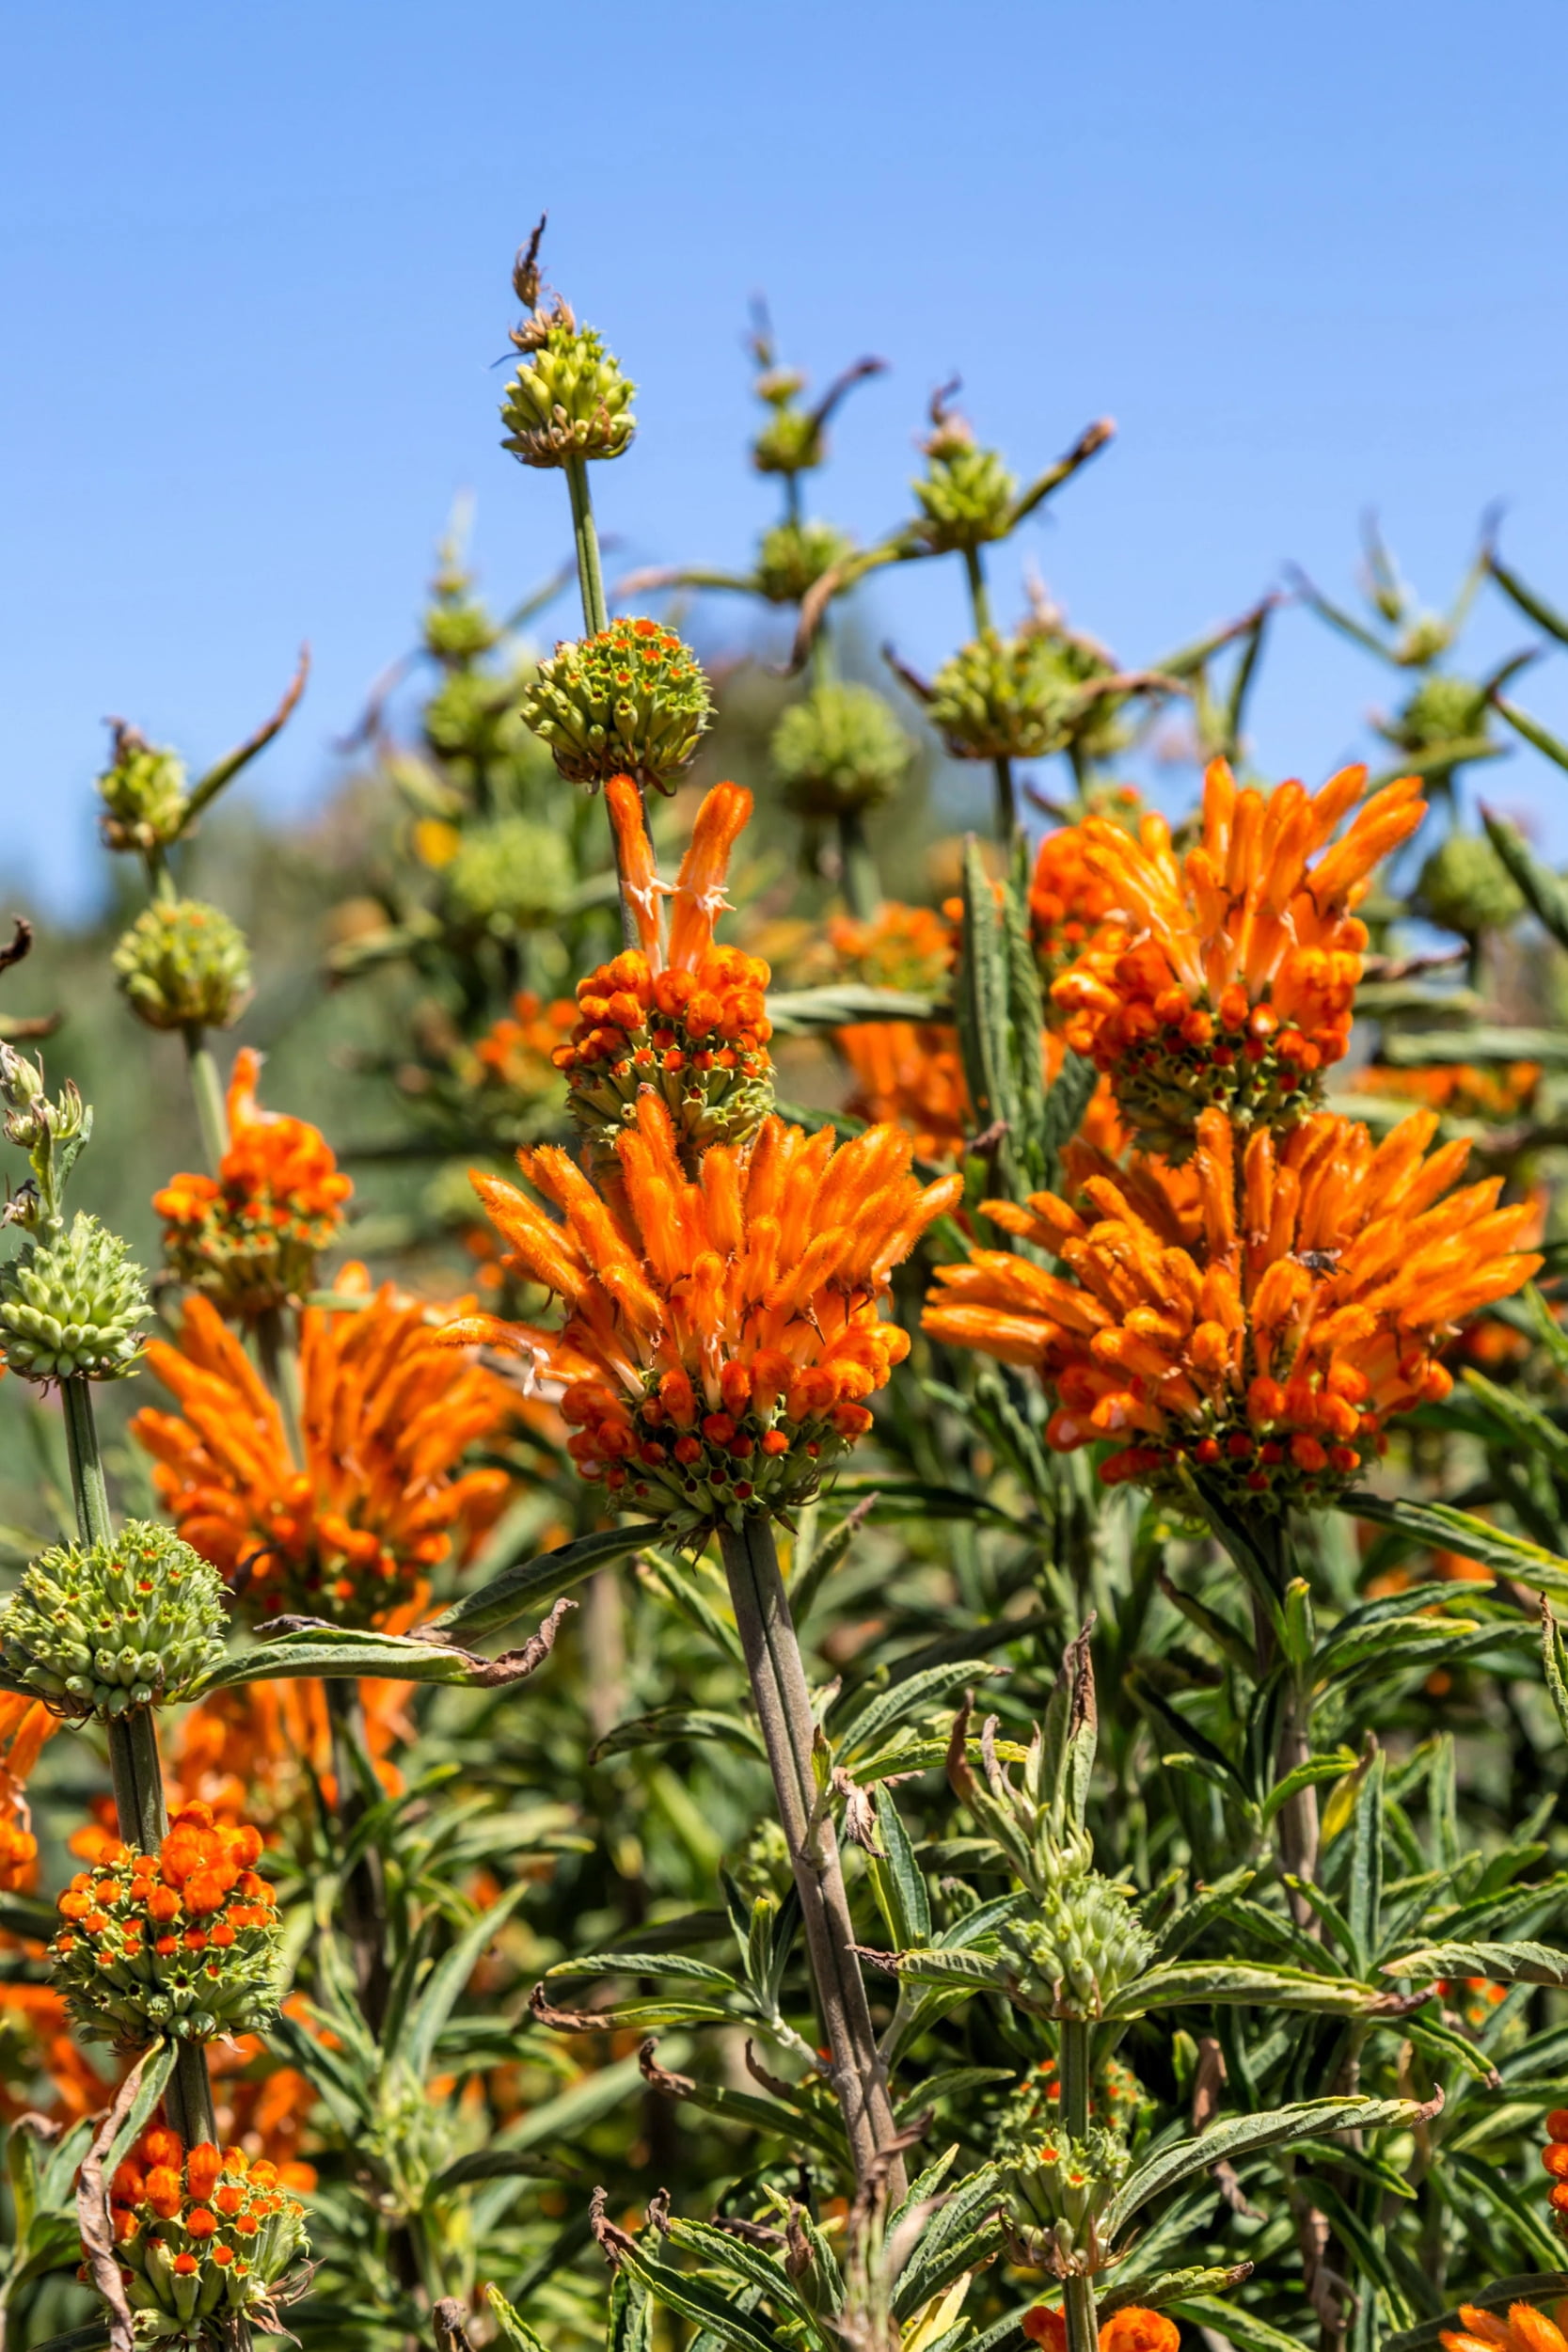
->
[767,984,948,1033]
[1483,806,1568,948]
[1104,1960,1382,2018]
[869,1781,931,1947]
[425,1523,658,1645]
[1385,1938,1568,1989]
[545,1952,739,1988]
[589,1707,766,1763]
[1100,2090,1436,2237]
[485,2286,551,2352]
[1341,1493,1568,1599]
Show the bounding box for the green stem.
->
[962,546,1016,841]
[1064,2272,1099,2352]
[1059,2014,1091,2139]
[166,2041,219,2150]
[963,545,992,633]
[837,810,881,921]
[61,1376,112,1548]
[325,1677,391,2034]
[718,1516,904,2197]
[182,1028,229,1175]
[564,455,610,636]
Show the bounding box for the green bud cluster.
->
[113,899,252,1032]
[751,369,821,477]
[422,666,551,804]
[998,2077,1129,2271]
[0,1523,226,1716]
[444,817,575,932]
[501,303,636,469]
[770,682,911,819]
[1417,829,1526,938]
[0,1212,147,1381]
[1385,672,1491,755]
[754,518,855,605]
[424,590,501,665]
[925,629,1122,765]
[521,618,714,792]
[998,1869,1154,2019]
[912,409,1017,552]
[96,724,190,854]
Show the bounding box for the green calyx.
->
[444,817,575,931]
[770,682,911,818]
[0,1522,226,1716]
[924,629,1123,765]
[501,306,636,469]
[754,518,855,605]
[113,899,253,1032]
[521,618,714,792]
[0,1212,147,1381]
[96,723,190,854]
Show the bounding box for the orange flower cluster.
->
[154,1049,353,1318]
[827,901,957,993]
[1355,1060,1543,1123]
[1028,824,1124,989]
[552,779,774,1159]
[132,1266,514,1623]
[469,991,579,1119]
[926,1105,1541,1509]
[1023,2305,1179,2352]
[1539,2105,1568,2225]
[1051,762,1427,1156]
[168,1677,412,1824]
[824,900,971,1163]
[1442,2302,1568,2352]
[0,1980,111,2125]
[53,1803,280,2042]
[446,1091,961,1538]
[0,1691,53,1891]
[107,2124,309,2334]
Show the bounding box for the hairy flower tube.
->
[553,779,774,1161]
[1440,2304,1568,2352]
[0,1521,225,1717]
[53,1804,282,2043]
[925,1105,1541,1510]
[1052,760,1428,1156]
[153,1049,353,1319]
[1029,823,1126,992]
[131,1268,514,1624]
[444,1091,962,1539]
[105,2123,309,2342]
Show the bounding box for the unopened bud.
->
[112,900,252,1032]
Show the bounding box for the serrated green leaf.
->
[1385,1938,1568,1988]
[1341,1492,1568,1599]
[1101,2090,1431,2236]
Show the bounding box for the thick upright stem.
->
[1276,1679,1321,1933]
[182,1029,229,1175]
[325,1677,391,2033]
[719,1516,904,2196]
[564,455,610,636]
[1057,2015,1099,2352]
[62,1375,112,1548]
[962,545,1016,841]
[837,810,881,921]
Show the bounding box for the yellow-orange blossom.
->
[445,1090,962,1537]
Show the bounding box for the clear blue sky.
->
[6,0,1568,916]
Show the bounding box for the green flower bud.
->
[996,1870,1154,2019]
[112,900,252,1033]
[521,618,714,792]
[444,817,575,931]
[1417,830,1526,938]
[770,682,912,819]
[96,723,190,854]
[501,299,636,468]
[754,518,855,605]
[752,387,824,479]
[911,397,1017,553]
[924,629,1122,764]
[423,591,501,665]
[1383,672,1491,756]
[0,1212,147,1381]
[0,1522,225,1716]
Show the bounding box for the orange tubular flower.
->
[445,1091,962,1539]
[1442,2304,1568,2352]
[925,1104,1541,1510]
[1355,1059,1543,1123]
[468,991,579,1123]
[827,901,957,994]
[552,778,774,1161]
[131,1265,515,1624]
[153,1049,353,1318]
[1029,823,1125,990]
[1051,760,1428,1156]
[1023,2307,1179,2352]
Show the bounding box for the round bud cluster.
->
[107,2124,309,2343]
[1384,672,1491,757]
[912,412,1017,552]
[501,309,636,467]
[444,817,575,934]
[53,1804,282,2043]
[0,1212,147,1381]
[555,946,775,1160]
[521,618,714,792]
[0,1522,225,1717]
[751,373,821,477]
[113,900,252,1033]
[1417,829,1526,940]
[423,590,500,665]
[925,631,1119,765]
[97,727,189,854]
[996,1868,1154,2020]
[770,682,912,819]
[754,519,855,605]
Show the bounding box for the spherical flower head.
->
[444,817,575,933]
[0,1212,148,1382]
[1383,672,1491,757]
[828,902,957,994]
[926,1104,1543,1513]
[751,378,824,477]
[1052,761,1429,1159]
[96,723,189,855]
[444,1090,963,1542]
[1416,828,1526,940]
[521,618,714,793]
[770,682,912,820]
[500,301,636,467]
[106,2123,310,2340]
[556,781,775,1162]
[52,1803,283,2044]
[133,1271,515,1626]
[998,1868,1154,2017]
[925,630,1116,766]
[755,518,855,605]
[911,398,1017,552]
[0,1522,225,1718]
[422,584,501,665]
[1030,827,1126,993]
[467,993,579,1134]
[153,1051,353,1321]
[113,899,252,1033]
